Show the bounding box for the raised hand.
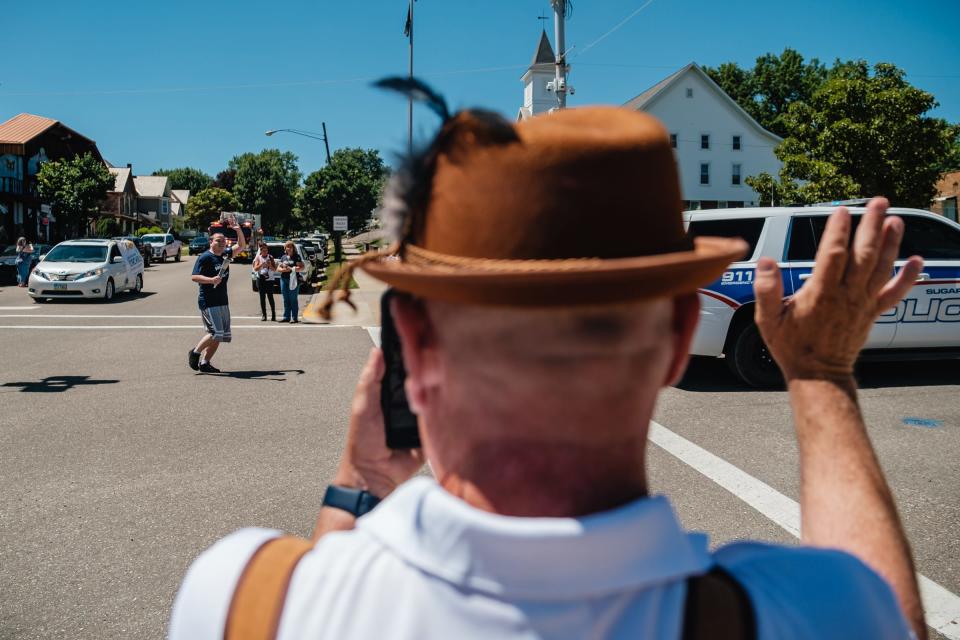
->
[753,197,923,381]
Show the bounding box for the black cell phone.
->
[380,289,421,449]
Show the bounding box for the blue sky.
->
[3,0,958,178]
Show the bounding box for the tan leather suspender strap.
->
[223,536,314,640]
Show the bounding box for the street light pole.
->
[321,122,331,165]
[264,124,332,165]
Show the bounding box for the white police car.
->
[28,238,145,302]
[686,206,960,387]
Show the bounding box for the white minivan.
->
[28,239,145,302]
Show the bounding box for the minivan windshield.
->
[44,245,108,263]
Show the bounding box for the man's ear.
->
[390,295,438,414]
[663,293,700,387]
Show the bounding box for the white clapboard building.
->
[624,63,782,209]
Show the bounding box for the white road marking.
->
[365,326,381,346]
[0,314,266,319]
[649,421,960,638]
[0,324,352,330]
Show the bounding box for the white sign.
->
[333,216,348,232]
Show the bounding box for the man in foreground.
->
[171,105,924,638]
[188,217,245,374]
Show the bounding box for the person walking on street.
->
[252,243,277,321]
[14,237,34,287]
[276,241,304,324]
[188,218,246,373]
[171,96,926,639]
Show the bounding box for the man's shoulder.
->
[713,542,911,639]
[169,527,387,639]
[169,528,282,639]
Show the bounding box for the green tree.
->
[94,217,121,238]
[36,152,114,238]
[152,167,213,194]
[750,62,957,207]
[213,168,236,192]
[136,225,164,236]
[229,150,301,233]
[301,148,389,234]
[186,187,240,229]
[704,48,827,137]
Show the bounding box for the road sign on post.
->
[331,216,348,264]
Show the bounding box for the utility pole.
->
[548,1,573,110]
[553,0,566,109]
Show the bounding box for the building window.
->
[700,163,710,185]
[686,88,693,98]
[732,135,741,151]
[732,164,742,186]
[670,133,677,148]
[701,134,710,150]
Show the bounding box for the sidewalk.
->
[302,245,386,327]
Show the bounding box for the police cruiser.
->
[686,206,960,387]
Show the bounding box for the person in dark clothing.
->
[252,243,277,321]
[276,241,305,323]
[188,219,246,373]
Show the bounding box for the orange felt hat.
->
[326,92,746,312]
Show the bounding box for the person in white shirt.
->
[252,243,277,322]
[170,90,925,640]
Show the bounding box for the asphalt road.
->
[0,256,957,639]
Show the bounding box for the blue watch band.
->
[322,485,382,517]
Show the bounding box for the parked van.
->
[27,238,145,303]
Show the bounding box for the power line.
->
[573,0,659,58]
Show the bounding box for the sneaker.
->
[188,349,200,371]
[198,362,221,374]
[278,318,290,323]
[292,318,299,324]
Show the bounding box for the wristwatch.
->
[322,485,382,517]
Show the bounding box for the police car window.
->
[788,215,864,261]
[687,218,765,260]
[109,245,121,260]
[899,215,960,260]
[787,217,818,261]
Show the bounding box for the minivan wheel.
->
[103,279,115,302]
[726,322,783,389]
[133,273,143,294]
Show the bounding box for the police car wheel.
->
[103,279,115,302]
[727,323,783,389]
[133,273,143,294]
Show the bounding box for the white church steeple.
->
[518,30,557,121]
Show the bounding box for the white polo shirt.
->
[170,477,910,639]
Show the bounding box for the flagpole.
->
[407,0,414,156]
